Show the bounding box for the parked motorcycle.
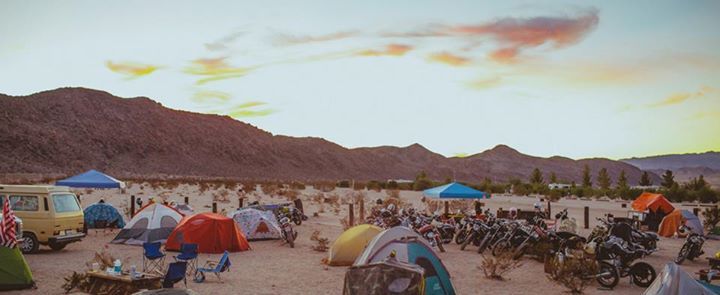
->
[594,224,656,289]
[455,216,473,245]
[288,206,307,226]
[460,220,490,251]
[477,220,511,254]
[416,217,445,253]
[432,216,456,244]
[675,225,705,264]
[279,216,298,248]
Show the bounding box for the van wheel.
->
[49,242,67,251]
[20,232,39,254]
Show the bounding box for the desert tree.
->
[597,168,612,191]
[661,170,676,188]
[582,165,592,188]
[639,171,652,186]
[549,172,558,184]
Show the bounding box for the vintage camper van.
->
[0,185,85,254]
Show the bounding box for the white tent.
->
[228,208,282,240]
[354,226,432,266]
[111,203,183,245]
[643,263,715,295]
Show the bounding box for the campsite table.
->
[86,270,162,295]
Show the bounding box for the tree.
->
[597,168,611,191]
[639,171,652,186]
[530,168,544,184]
[582,165,592,188]
[687,175,708,191]
[661,170,675,188]
[550,172,558,184]
[413,171,433,191]
[616,170,628,189]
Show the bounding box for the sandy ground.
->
[6,184,720,295]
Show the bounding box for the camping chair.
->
[162,261,187,288]
[173,243,198,276]
[143,242,166,274]
[194,251,231,283]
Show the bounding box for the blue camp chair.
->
[174,243,198,276]
[194,251,231,283]
[162,261,187,288]
[142,242,166,273]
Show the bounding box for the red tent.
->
[632,192,674,214]
[166,213,250,253]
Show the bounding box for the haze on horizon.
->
[1,0,719,160]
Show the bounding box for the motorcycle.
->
[675,225,705,264]
[416,217,445,253]
[460,220,490,251]
[492,222,528,257]
[594,226,656,289]
[454,216,473,244]
[279,216,297,248]
[288,206,307,226]
[432,216,456,244]
[477,219,511,254]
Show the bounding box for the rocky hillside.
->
[0,88,657,185]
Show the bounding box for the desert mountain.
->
[622,152,720,187]
[0,88,658,185]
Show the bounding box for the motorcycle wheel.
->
[513,241,528,260]
[460,233,474,250]
[435,236,445,253]
[455,230,468,245]
[675,244,690,264]
[630,262,656,288]
[294,216,302,226]
[477,235,491,254]
[596,261,619,289]
[492,239,510,257]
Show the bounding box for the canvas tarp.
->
[228,208,282,240]
[643,263,715,295]
[632,192,674,214]
[84,202,126,229]
[111,203,183,245]
[328,224,382,266]
[0,246,33,291]
[166,213,250,253]
[344,257,425,295]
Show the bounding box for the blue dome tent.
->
[56,170,125,189]
[84,202,126,229]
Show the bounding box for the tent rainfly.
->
[423,182,488,199]
[56,170,126,189]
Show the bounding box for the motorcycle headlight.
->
[427,232,435,238]
[473,224,481,231]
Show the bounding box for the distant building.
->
[548,183,572,190]
[631,185,662,190]
[388,179,414,184]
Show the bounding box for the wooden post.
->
[184,196,189,204]
[547,200,551,217]
[474,201,482,215]
[349,203,354,226]
[359,200,365,221]
[130,195,136,216]
[694,207,700,217]
[239,197,244,208]
[444,201,449,215]
[212,202,217,213]
[294,199,304,214]
[621,203,627,208]
[584,206,589,229]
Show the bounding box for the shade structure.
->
[423,182,487,199]
[56,170,125,189]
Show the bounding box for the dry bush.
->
[386,189,401,199]
[548,257,598,294]
[478,253,522,280]
[148,180,162,190]
[325,193,340,205]
[198,182,210,194]
[242,182,257,193]
[63,272,89,294]
[312,181,335,192]
[448,200,472,213]
[318,203,326,214]
[339,217,351,230]
[290,181,306,190]
[310,231,329,252]
[262,183,281,196]
[311,192,325,204]
[278,189,300,201]
[352,182,366,191]
[213,189,231,203]
[84,188,94,195]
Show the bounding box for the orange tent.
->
[166,213,250,253]
[658,209,683,237]
[631,192,674,214]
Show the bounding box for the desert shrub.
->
[353,181,366,191]
[548,257,598,294]
[336,180,351,188]
[198,182,210,194]
[213,189,231,203]
[310,231,330,252]
[281,189,301,201]
[478,253,522,280]
[703,207,720,230]
[386,189,400,199]
[547,189,563,202]
[289,181,306,190]
[261,183,281,196]
[386,180,398,189]
[324,193,340,205]
[241,182,257,193]
[311,181,335,192]
[366,181,383,192]
[311,192,325,204]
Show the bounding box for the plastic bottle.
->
[130,265,137,278]
[114,259,122,274]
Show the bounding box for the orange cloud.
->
[273,31,358,46]
[357,44,412,57]
[649,86,715,107]
[105,61,160,79]
[184,57,256,84]
[428,52,471,66]
[466,76,502,90]
[489,48,519,63]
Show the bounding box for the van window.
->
[0,195,5,207]
[9,195,39,211]
[52,194,81,213]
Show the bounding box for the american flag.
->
[0,199,17,248]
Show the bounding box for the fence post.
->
[694,207,700,217]
[184,196,189,205]
[584,206,589,229]
[444,201,449,215]
[130,195,135,216]
[239,197,244,208]
[349,203,354,226]
[547,200,551,217]
[212,202,217,213]
[294,199,304,214]
[359,200,365,222]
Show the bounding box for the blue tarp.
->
[84,202,126,228]
[56,170,125,189]
[423,182,488,199]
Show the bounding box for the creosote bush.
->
[478,252,522,281]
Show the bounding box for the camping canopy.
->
[643,263,715,295]
[84,202,126,229]
[423,182,487,199]
[632,192,674,214]
[166,213,250,253]
[0,247,33,291]
[56,170,126,189]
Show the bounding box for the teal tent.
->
[423,182,488,199]
[56,170,125,189]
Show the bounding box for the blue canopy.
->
[84,202,126,228]
[56,170,125,189]
[423,182,488,199]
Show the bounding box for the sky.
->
[1,0,719,160]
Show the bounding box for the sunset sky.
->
[1,1,719,159]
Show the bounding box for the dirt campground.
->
[6,184,719,295]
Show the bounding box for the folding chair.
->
[194,251,231,283]
[173,243,198,276]
[162,261,187,288]
[142,242,166,274]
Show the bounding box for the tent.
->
[0,247,33,291]
[166,213,250,254]
[355,228,455,295]
[344,257,425,295]
[56,169,126,189]
[643,263,715,295]
[658,209,703,237]
[632,192,674,214]
[228,208,282,240]
[84,202,126,229]
[111,203,183,245]
[328,224,383,266]
[355,227,432,265]
[423,182,487,199]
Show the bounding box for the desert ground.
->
[6,183,719,295]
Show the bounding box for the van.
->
[0,185,85,254]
